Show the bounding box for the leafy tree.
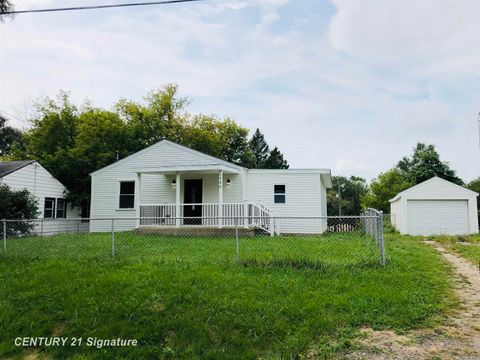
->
[264,147,289,169]
[13,86,289,215]
[467,177,480,193]
[467,177,480,211]
[22,94,135,216]
[0,115,24,156]
[68,109,134,212]
[397,143,463,185]
[249,128,270,168]
[361,169,413,213]
[0,183,39,219]
[327,176,368,216]
[0,0,14,22]
[116,84,189,150]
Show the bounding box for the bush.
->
[0,183,39,237]
[0,183,39,220]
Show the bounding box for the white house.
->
[90,140,332,234]
[390,176,479,236]
[0,160,81,234]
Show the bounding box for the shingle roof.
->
[0,160,35,178]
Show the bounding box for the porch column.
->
[241,171,248,228]
[175,172,181,228]
[136,172,141,228]
[218,170,223,228]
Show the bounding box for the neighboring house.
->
[0,160,81,234]
[90,140,332,234]
[390,176,479,236]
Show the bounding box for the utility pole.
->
[478,112,480,148]
[336,183,345,216]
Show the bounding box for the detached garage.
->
[390,177,478,236]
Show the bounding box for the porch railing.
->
[139,203,275,234]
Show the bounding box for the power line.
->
[0,109,27,125]
[1,0,203,15]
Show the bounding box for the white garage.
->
[390,177,478,236]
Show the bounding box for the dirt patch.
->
[346,241,480,359]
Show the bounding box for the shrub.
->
[0,183,39,236]
[0,183,39,220]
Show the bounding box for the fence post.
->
[40,219,44,237]
[235,223,239,262]
[3,220,6,256]
[111,219,115,258]
[378,211,385,267]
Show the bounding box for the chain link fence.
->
[1,213,386,267]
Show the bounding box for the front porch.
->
[133,165,275,234]
[138,202,274,233]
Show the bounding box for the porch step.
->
[134,226,258,237]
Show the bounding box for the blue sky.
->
[1,0,479,181]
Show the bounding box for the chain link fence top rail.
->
[1,214,386,268]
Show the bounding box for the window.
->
[44,198,55,218]
[56,199,67,218]
[119,181,135,209]
[274,185,286,204]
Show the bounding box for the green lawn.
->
[4,231,380,269]
[430,234,480,265]
[0,232,455,359]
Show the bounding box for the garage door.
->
[407,200,469,236]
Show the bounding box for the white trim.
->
[90,140,245,177]
[218,170,223,228]
[175,172,181,227]
[247,169,330,174]
[389,176,478,202]
[117,179,136,210]
[273,184,286,204]
[133,164,241,174]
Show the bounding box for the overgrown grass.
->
[430,234,480,265]
[4,231,382,273]
[0,233,455,359]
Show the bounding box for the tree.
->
[0,183,39,220]
[68,109,135,212]
[327,176,368,216]
[13,86,289,215]
[264,147,289,169]
[0,0,14,22]
[22,94,135,216]
[0,115,24,156]
[116,84,189,150]
[361,169,413,213]
[249,129,270,168]
[397,143,463,185]
[467,177,480,211]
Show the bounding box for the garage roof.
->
[389,176,478,202]
[0,160,36,178]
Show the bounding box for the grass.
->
[429,234,480,265]
[0,232,455,359]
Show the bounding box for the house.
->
[90,140,332,234]
[0,160,81,234]
[390,176,479,236]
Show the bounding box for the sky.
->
[1,0,480,182]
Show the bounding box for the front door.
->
[183,179,203,225]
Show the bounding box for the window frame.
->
[118,180,136,210]
[44,197,56,219]
[56,198,67,218]
[274,184,286,204]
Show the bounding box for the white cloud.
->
[328,0,480,76]
[0,0,479,182]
